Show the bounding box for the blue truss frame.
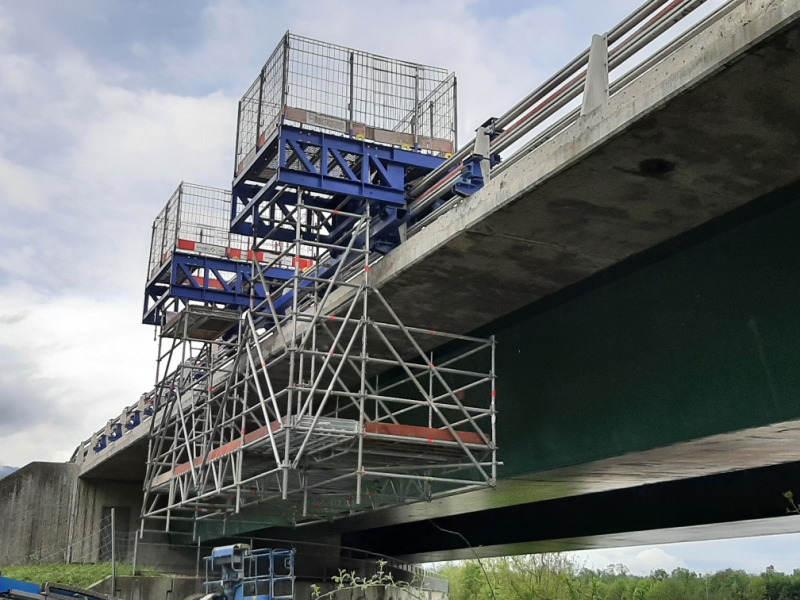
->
[143,252,294,325]
[142,125,466,328]
[231,125,444,240]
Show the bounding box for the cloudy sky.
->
[572,531,800,576]
[1,0,793,575]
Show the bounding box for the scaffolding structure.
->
[142,192,496,529]
[140,33,496,533]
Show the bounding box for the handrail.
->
[406,0,740,225]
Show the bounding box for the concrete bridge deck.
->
[76,0,800,560]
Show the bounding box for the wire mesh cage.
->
[147,183,252,280]
[235,32,457,176]
[148,186,181,280]
[147,183,301,281]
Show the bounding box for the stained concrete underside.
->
[79,0,800,558]
[371,0,800,336]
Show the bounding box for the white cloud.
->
[570,531,800,576]
[0,284,156,465]
[574,546,686,576]
[0,0,775,499]
[0,25,237,465]
[0,0,798,576]
[0,6,13,46]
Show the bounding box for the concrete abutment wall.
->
[0,462,194,573]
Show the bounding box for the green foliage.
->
[438,556,800,600]
[786,491,799,515]
[311,559,426,600]
[0,563,163,589]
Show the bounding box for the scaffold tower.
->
[140,33,497,533]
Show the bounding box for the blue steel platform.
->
[231,124,446,250]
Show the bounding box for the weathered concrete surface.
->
[222,0,800,552]
[80,0,800,481]
[0,463,77,565]
[301,416,800,533]
[91,576,203,600]
[369,0,800,334]
[79,435,148,483]
[0,463,196,572]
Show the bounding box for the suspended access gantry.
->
[139,34,498,532]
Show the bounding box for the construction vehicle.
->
[201,544,295,600]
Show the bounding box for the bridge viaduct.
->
[4,0,800,568]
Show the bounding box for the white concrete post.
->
[581,34,609,116]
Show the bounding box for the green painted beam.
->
[491,185,800,477]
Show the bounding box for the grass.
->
[0,563,164,589]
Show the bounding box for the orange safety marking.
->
[188,276,225,290]
[293,257,314,270]
[176,239,267,263]
[163,421,485,485]
[364,422,485,446]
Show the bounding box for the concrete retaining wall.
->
[0,462,196,573]
[90,576,204,600]
[90,577,448,600]
[0,463,78,565]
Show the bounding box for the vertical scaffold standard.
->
[140,33,496,533]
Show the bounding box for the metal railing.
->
[148,183,235,280]
[235,32,457,175]
[406,0,742,233]
[147,182,293,281]
[76,0,744,490]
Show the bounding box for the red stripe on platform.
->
[189,276,225,290]
[162,421,484,485]
[364,422,485,445]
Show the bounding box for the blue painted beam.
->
[231,124,445,238]
[143,253,294,325]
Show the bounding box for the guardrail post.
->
[581,34,609,115]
